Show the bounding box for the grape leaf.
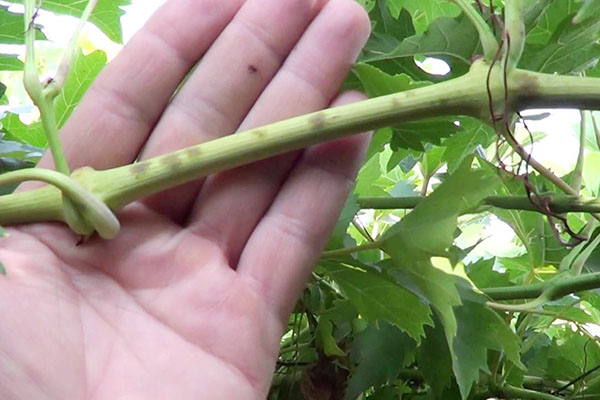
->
[346,322,416,399]
[2,50,107,148]
[0,6,46,45]
[0,54,23,71]
[386,0,461,34]
[362,12,480,79]
[452,297,524,398]
[321,261,433,341]
[520,2,600,74]
[442,118,495,173]
[526,0,581,45]
[382,157,501,262]
[416,317,454,398]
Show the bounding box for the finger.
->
[139,0,327,220]
[35,0,245,171]
[187,0,371,264]
[238,92,371,320]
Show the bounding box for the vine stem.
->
[571,110,587,193]
[357,195,600,214]
[45,0,98,97]
[3,64,600,233]
[482,272,600,301]
[504,0,525,71]
[450,0,499,60]
[23,0,70,175]
[321,241,383,258]
[0,168,118,238]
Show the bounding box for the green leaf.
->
[0,6,46,45]
[362,13,480,79]
[442,118,495,173]
[466,257,513,289]
[520,1,600,74]
[391,118,459,152]
[420,145,445,179]
[387,0,461,34]
[353,62,430,97]
[316,318,345,357]
[321,261,432,341]
[327,194,359,250]
[346,322,416,399]
[0,54,24,71]
[416,317,454,398]
[452,298,524,398]
[526,0,581,45]
[0,260,5,275]
[381,158,501,343]
[1,113,46,148]
[382,157,501,262]
[55,50,107,128]
[1,50,107,148]
[5,0,130,43]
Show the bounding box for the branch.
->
[3,64,600,234]
[357,195,600,214]
[450,0,499,60]
[482,272,600,301]
[489,384,563,400]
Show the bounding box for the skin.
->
[0,0,371,398]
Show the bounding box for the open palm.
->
[0,0,370,398]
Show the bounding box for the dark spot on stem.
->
[161,153,182,171]
[248,64,258,74]
[186,146,201,158]
[519,76,541,97]
[131,162,149,175]
[309,113,327,130]
[252,129,266,139]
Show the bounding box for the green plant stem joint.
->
[3,61,600,239]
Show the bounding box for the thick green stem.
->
[593,112,600,151]
[321,241,383,258]
[571,110,587,193]
[450,0,499,60]
[504,0,525,70]
[482,272,600,301]
[491,384,562,400]
[37,100,70,175]
[357,195,600,214]
[44,0,97,97]
[0,168,118,238]
[3,65,600,233]
[23,0,70,175]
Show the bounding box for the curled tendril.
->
[0,168,120,239]
[486,288,553,312]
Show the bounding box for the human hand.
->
[0,0,370,398]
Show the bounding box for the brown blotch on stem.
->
[185,146,201,158]
[131,162,149,175]
[252,129,266,139]
[161,153,182,171]
[518,76,541,97]
[309,113,327,130]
